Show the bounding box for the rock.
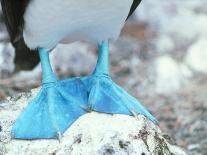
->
[51,42,96,76]
[0,89,187,155]
[154,55,190,94]
[185,39,207,73]
[0,43,15,78]
[155,35,175,53]
[135,0,207,38]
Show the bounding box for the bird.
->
[1,0,157,140]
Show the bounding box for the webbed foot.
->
[11,49,88,139]
[81,40,157,123]
[82,74,157,123]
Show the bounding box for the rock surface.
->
[0,89,187,155]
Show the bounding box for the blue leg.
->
[82,41,157,123]
[11,48,88,139]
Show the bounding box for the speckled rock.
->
[0,89,187,155]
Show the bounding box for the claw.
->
[130,109,138,117]
[57,131,62,143]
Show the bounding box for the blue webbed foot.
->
[12,78,88,139]
[82,40,157,123]
[82,74,157,123]
[11,48,88,139]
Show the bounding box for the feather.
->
[1,0,40,71]
[1,0,142,71]
[127,0,142,20]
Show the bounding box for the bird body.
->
[24,0,133,50]
[2,0,141,69]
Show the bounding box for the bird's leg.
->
[11,48,88,140]
[81,40,157,123]
[39,48,57,84]
[92,40,109,76]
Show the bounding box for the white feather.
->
[23,0,133,50]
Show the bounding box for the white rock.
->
[51,42,96,75]
[185,39,207,73]
[155,35,174,53]
[135,0,207,51]
[154,56,188,94]
[165,11,207,41]
[0,43,15,78]
[180,64,193,79]
[0,89,187,155]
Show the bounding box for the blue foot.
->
[81,74,157,123]
[81,40,157,123]
[12,48,88,139]
[12,78,87,139]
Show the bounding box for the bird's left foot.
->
[81,74,157,123]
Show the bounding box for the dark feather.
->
[127,0,142,20]
[1,0,40,71]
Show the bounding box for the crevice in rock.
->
[102,145,115,155]
[138,126,150,152]
[73,134,82,144]
[153,132,172,155]
[119,140,130,150]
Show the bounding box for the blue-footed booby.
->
[1,0,157,139]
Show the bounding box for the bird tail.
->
[13,38,40,72]
[1,0,40,72]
